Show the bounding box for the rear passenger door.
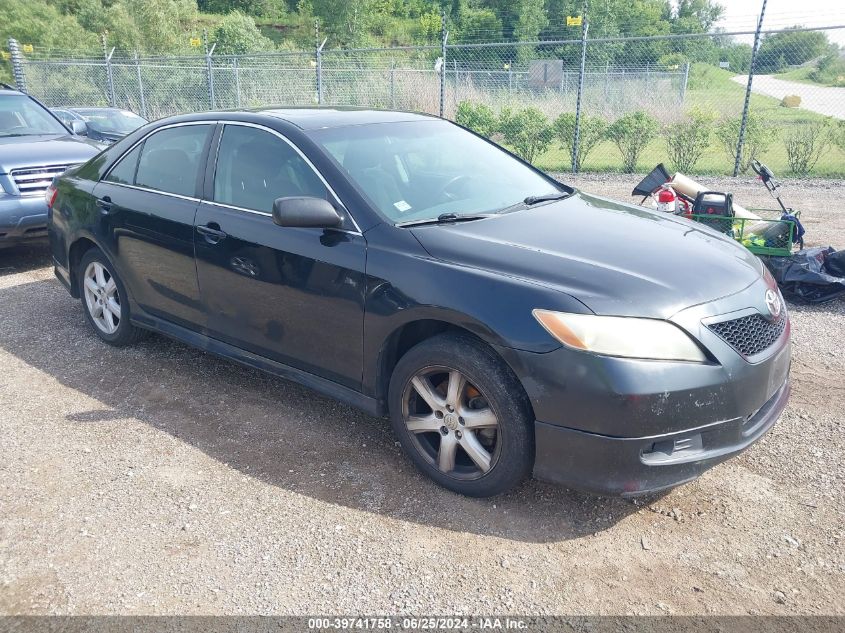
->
[193,123,367,390]
[95,122,214,330]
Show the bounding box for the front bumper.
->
[0,195,48,244]
[496,276,792,495]
[533,378,789,496]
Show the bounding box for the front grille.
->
[10,164,74,197]
[708,312,786,357]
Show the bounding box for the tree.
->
[310,0,376,46]
[213,10,274,54]
[664,108,716,173]
[553,112,608,172]
[784,121,832,176]
[455,101,498,138]
[512,0,548,62]
[198,0,274,16]
[499,107,554,163]
[757,28,833,73]
[607,111,659,173]
[716,113,775,174]
[0,0,98,52]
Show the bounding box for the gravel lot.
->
[1,174,843,616]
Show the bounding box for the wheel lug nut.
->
[455,430,462,439]
[440,426,448,435]
[458,417,464,425]
[435,411,443,419]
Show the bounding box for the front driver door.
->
[194,123,367,390]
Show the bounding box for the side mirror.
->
[70,120,88,136]
[272,196,343,229]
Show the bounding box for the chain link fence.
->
[7,24,845,178]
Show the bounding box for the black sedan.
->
[47,109,791,497]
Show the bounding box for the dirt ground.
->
[0,175,843,616]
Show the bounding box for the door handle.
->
[196,223,227,245]
[96,196,114,214]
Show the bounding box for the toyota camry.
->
[47,108,791,497]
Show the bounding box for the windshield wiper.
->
[396,212,493,228]
[495,191,574,215]
[523,191,573,205]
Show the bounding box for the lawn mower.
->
[632,161,804,257]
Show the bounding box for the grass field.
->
[533,64,845,177]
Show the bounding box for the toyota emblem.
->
[765,289,781,319]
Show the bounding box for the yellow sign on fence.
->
[22,44,34,53]
[189,37,202,47]
[1,51,10,60]
[566,16,583,27]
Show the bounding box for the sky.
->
[712,0,845,45]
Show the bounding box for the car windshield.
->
[0,94,68,136]
[311,119,562,224]
[75,109,147,134]
[75,108,147,134]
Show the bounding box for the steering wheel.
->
[439,175,473,200]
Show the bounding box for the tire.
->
[77,247,146,347]
[388,332,534,497]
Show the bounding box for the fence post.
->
[316,38,326,104]
[571,0,589,174]
[102,34,116,107]
[204,30,216,110]
[390,60,396,109]
[233,56,241,108]
[8,39,27,93]
[134,51,147,119]
[680,61,690,103]
[508,60,513,92]
[439,10,448,118]
[735,0,768,176]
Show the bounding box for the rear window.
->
[133,125,211,197]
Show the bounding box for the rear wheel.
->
[388,333,534,497]
[78,248,145,346]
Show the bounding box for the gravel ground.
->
[1,174,843,616]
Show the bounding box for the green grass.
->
[533,63,845,177]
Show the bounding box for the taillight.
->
[45,183,58,209]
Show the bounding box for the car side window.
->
[213,125,327,213]
[105,144,142,185]
[134,125,211,197]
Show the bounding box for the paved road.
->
[732,74,845,119]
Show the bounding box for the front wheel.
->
[388,333,534,497]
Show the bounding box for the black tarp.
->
[761,247,845,304]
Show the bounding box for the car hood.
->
[0,134,102,173]
[410,191,764,319]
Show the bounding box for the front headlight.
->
[532,309,708,362]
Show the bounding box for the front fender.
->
[361,223,591,399]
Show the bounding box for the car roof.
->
[250,107,437,130]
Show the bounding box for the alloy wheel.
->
[401,366,501,480]
[83,261,121,335]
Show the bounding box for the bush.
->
[784,121,832,176]
[455,101,498,138]
[664,108,716,173]
[716,113,775,174]
[552,112,607,171]
[606,111,659,173]
[498,107,554,164]
[781,95,801,108]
